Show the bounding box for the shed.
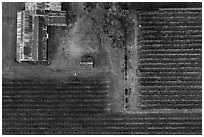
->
[80,55,94,69]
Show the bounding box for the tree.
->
[83,2,135,49]
[101,2,134,49]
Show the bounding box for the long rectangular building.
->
[31,15,48,62]
[16,10,33,62]
[16,2,66,63]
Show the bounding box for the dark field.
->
[137,8,202,110]
[2,79,202,135]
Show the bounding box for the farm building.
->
[16,2,67,63]
[16,10,33,62]
[25,2,62,14]
[80,55,94,69]
[44,11,67,26]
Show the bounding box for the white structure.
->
[25,2,62,14]
[16,2,67,63]
[16,10,33,62]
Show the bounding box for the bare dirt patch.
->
[47,13,108,71]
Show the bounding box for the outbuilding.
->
[80,55,94,69]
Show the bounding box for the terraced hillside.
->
[2,79,202,135]
[138,8,202,109]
